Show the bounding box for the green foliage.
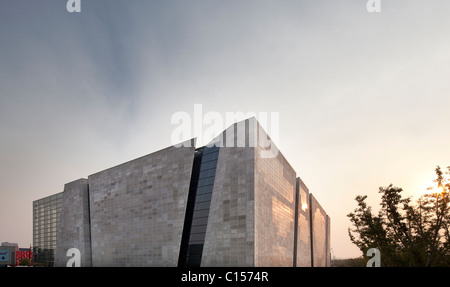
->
[348,166,450,266]
[18,258,31,266]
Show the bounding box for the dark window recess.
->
[178,145,219,267]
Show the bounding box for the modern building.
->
[35,118,330,267]
[32,192,63,266]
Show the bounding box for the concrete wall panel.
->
[295,177,311,267]
[202,120,255,266]
[87,144,195,266]
[254,120,296,267]
[54,179,91,267]
[310,194,329,267]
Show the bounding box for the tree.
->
[18,258,31,266]
[348,166,450,266]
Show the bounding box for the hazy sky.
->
[1,0,450,259]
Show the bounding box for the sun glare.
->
[301,203,308,212]
[422,176,449,197]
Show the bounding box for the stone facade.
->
[295,177,312,267]
[87,143,195,267]
[202,118,330,267]
[54,179,91,267]
[254,120,297,267]
[201,120,255,266]
[48,119,330,267]
[310,194,330,267]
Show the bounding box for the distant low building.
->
[1,242,18,248]
[0,245,17,266]
[16,248,33,266]
[0,243,34,266]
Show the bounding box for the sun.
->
[421,175,449,197]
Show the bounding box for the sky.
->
[1,0,450,260]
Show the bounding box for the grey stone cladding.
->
[87,143,195,266]
[295,177,312,267]
[254,120,297,267]
[54,179,91,267]
[202,118,330,267]
[310,193,330,267]
[201,120,255,266]
[50,119,331,267]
